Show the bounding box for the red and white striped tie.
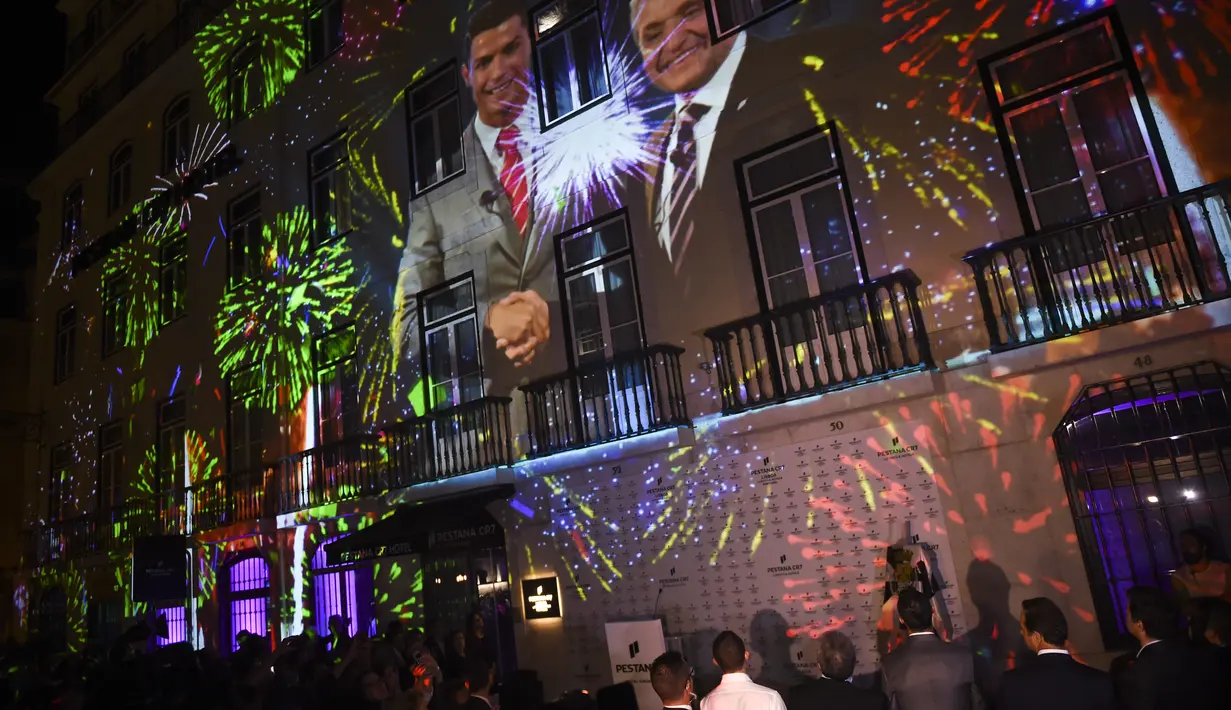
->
[496,125,530,237]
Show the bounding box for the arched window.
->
[108,143,133,214]
[221,552,270,652]
[1055,361,1231,647]
[163,97,191,175]
[311,535,374,638]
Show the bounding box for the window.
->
[983,12,1166,230]
[708,0,798,39]
[532,0,610,126]
[49,444,73,522]
[157,396,187,494]
[419,277,482,411]
[102,275,128,357]
[308,134,352,247]
[558,214,644,367]
[121,38,146,91]
[228,41,264,123]
[78,86,99,120]
[61,184,84,250]
[739,126,862,312]
[406,64,465,195]
[222,554,270,652]
[154,605,187,647]
[1054,362,1231,648]
[229,366,265,472]
[163,97,191,174]
[159,231,188,324]
[311,535,374,639]
[98,421,124,511]
[228,189,263,286]
[108,143,133,214]
[54,305,76,383]
[308,0,345,66]
[316,324,359,444]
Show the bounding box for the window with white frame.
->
[308,134,352,247]
[740,127,861,310]
[532,0,611,126]
[49,443,73,522]
[229,366,265,472]
[228,41,263,123]
[159,231,188,324]
[984,14,1166,231]
[54,305,76,384]
[558,214,644,367]
[98,421,124,511]
[102,275,128,357]
[61,184,83,251]
[228,189,262,287]
[157,396,187,494]
[163,97,191,175]
[709,0,799,38]
[419,277,482,411]
[308,0,345,66]
[316,324,359,445]
[108,143,133,215]
[406,64,465,195]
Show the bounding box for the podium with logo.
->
[604,619,667,710]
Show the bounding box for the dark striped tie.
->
[666,102,710,271]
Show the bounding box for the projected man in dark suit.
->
[788,630,887,710]
[395,0,559,396]
[880,588,987,710]
[996,597,1113,710]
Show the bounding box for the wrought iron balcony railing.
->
[385,396,515,489]
[22,493,190,567]
[64,0,139,70]
[520,345,691,458]
[58,0,233,154]
[191,465,276,531]
[705,271,935,415]
[276,434,386,514]
[963,180,1231,352]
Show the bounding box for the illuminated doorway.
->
[1055,361,1231,647]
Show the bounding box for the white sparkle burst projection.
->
[530,20,670,236]
[148,124,232,238]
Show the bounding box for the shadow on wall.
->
[749,609,811,695]
[957,558,1028,697]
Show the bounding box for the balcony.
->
[276,434,386,514]
[520,345,691,458]
[65,0,139,70]
[21,494,188,567]
[58,0,233,154]
[705,271,935,415]
[190,464,275,532]
[385,396,515,488]
[964,181,1231,352]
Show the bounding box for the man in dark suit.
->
[1119,585,1228,710]
[880,588,986,710]
[649,650,694,710]
[996,597,1113,710]
[788,630,887,710]
[629,0,849,355]
[460,656,496,710]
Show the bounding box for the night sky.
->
[1,0,65,185]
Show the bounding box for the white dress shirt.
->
[656,31,748,259]
[473,111,537,202]
[1137,639,1162,657]
[699,672,787,710]
[1037,648,1071,657]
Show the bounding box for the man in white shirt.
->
[700,631,787,710]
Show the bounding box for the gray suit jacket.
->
[394,118,564,394]
[880,634,986,710]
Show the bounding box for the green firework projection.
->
[100,207,167,359]
[134,430,220,495]
[195,0,305,121]
[215,207,358,414]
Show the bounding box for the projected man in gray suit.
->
[394,0,560,398]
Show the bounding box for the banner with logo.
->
[604,619,667,710]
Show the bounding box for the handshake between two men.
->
[485,289,551,368]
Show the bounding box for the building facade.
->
[19,0,1231,697]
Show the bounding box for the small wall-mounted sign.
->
[521,576,562,619]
